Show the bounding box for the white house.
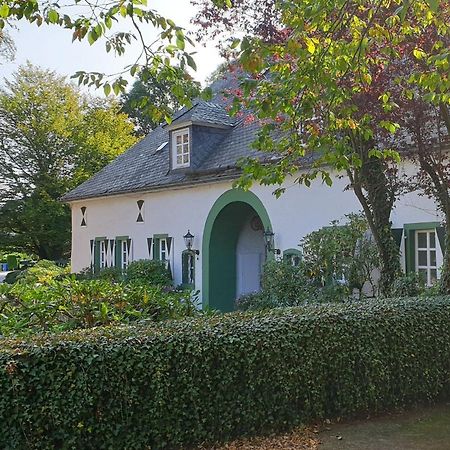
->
[63,80,444,311]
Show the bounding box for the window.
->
[182,250,195,287]
[416,230,438,286]
[136,200,144,223]
[283,249,302,267]
[160,238,167,261]
[121,240,129,270]
[100,240,106,269]
[172,128,190,168]
[80,206,87,227]
[114,237,131,270]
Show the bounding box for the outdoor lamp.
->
[183,230,199,255]
[264,228,280,255]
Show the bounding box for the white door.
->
[237,252,263,297]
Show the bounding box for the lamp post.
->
[264,227,280,257]
[183,230,200,255]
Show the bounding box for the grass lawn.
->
[199,403,450,449]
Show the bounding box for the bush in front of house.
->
[125,259,172,286]
[0,278,198,337]
[1,296,449,449]
[236,260,342,311]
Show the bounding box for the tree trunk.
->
[348,137,401,296]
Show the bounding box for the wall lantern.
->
[264,227,280,255]
[183,230,200,255]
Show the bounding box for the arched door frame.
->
[202,189,272,309]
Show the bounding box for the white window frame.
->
[121,240,129,270]
[100,240,106,269]
[415,229,438,286]
[172,128,190,169]
[160,238,167,262]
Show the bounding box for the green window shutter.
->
[182,251,189,285]
[115,239,122,268]
[391,228,403,250]
[153,238,160,260]
[436,226,446,252]
[405,228,416,274]
[94,240,100,274]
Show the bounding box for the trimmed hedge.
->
[1,297,450,449]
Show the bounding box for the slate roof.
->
[62,75,267,202]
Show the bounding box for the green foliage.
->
[14,260,69,286]
[0,64,137,259]
[261,260,320,305]
[120,77,194,135]
[302,213,379,297]
[3,270,21,285]
[0,278,197,337]
[125,260,172,286]
[0,296,449,448]
[391,272,427,298]
[236,259,346,312]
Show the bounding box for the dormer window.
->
[172,128,190,168]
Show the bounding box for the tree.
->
[0,29,14,63]
[0,0,209,114]
[0,64,137,259]
[193,0,449,295]
[120,73,200,135]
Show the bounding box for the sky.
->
[0,0,223,93]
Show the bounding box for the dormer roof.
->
[62,76,265,202]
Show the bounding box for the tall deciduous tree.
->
[0,64,137,259]
[194,0,449,295]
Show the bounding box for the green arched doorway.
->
[202,189,272,311]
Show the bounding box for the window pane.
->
[183,133,189,143]
[183,143,189,154]
[177,155,182,164]
[183,154,189,164]
[430,250,436,267]
[417,232,427,248]
[430,269,437,282]
[430,232,436,248]
[176,135,182,144]
[418,250,427,266]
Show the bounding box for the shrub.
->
[3,270,22,285]
[301,213,379,297]
[15,260,69,286]
[236,261,341,311]
[1,296,448,449]
[391,272,426,298]
[260,260,321,305]
[0,278,197,336]
[125,259,172,286]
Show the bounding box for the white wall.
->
[69,159,443,300]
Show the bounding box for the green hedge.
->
[1,297,450,449]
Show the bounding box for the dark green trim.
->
[114,236,129,269]
[152,234,169,261]
[404,223,441,274]
[93,237,106,274]
[181,250,195,289]
[202,189,272,311]
[283,248,302,265]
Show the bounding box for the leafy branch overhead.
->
[0,0,213,121]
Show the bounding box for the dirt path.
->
[319,403,450,450]
[201,403,450,450]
